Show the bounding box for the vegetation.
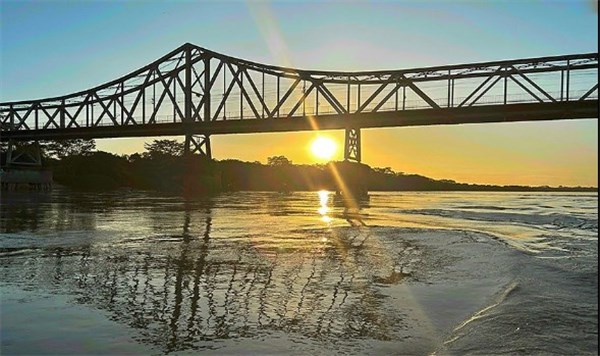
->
[44,139,97,159]
[1,138,597,194]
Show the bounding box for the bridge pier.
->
[184,134,212,158]
[329,160,369,208]
[181,133,221,195]
[1,140,52,191]
[344,127,361,163]
[337,127,368,201]
[4,140,43,167]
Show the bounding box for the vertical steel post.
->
[240,67,243,120]
[277,76,280,117]
[451,78,454,107]
[185,47,192,122]
[204,55,211,122]
[121,82,124,125]
[395,77,399,111]
[316,84,319,116]
[302,80,306,116]
[172,77,176,123]
[566,60,570,101]
[61,99,65,128]
[503,68,508,105]
[9,104,14,129]
[184,51,212,159]
[204,53,212,158]
[447,70,451,107]
[142,88,146,124]
[357,83,361,111]
[184,45,193,154]
[35,103,39,130]
[347,76,351,113]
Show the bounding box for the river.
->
[1,189,597,355]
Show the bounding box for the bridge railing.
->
[1,43,598,136]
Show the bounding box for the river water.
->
[0,190,597,355]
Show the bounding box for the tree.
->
[267,155,292,166]
[143,139,184,159]
[374,166,395,175]
[43,139,96,159]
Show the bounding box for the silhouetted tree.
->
[143,139,184,159]
[43,139,96,159]
[267,155,292,166]
[374,167,395,175]
[51,151,128,190]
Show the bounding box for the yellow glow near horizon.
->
[96,120,598,187]
[311,136,337,161]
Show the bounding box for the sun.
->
[310,136,337,161]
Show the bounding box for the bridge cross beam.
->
[184,134,211,158]
[344,127,361,163]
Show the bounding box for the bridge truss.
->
[1,43,598,162]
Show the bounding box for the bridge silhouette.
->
[1,43,598,162]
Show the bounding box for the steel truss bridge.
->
[1,43,598,162]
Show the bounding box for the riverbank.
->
[5,150,594,194]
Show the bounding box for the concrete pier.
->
[0,169,53,191]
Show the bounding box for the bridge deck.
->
[3,101,596,141]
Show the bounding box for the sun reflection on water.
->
[317,190,332,223]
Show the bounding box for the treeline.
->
[1,139,597,194]
[41,140,220,194]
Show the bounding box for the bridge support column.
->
[337,128,368,200]
[344,127,361,163]
[5,140,43,167]
[184,134,212,159]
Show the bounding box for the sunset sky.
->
[1,0,598,187]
